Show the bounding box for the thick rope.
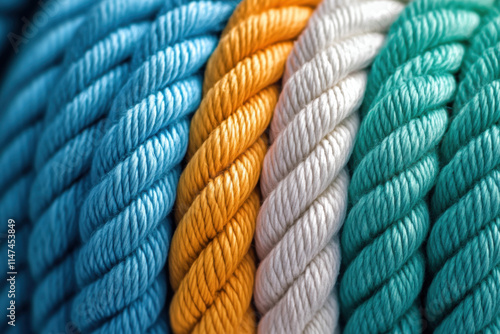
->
[0,1,93,333]
[426,6,500,333]
[168,0,320,333]
[339,0,492,333]
[254,0,405,333]
[28,0,167,331]
[73,1,238,332]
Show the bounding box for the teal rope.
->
[426,6,500,333]
[339,0,492,333]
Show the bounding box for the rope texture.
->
[0,0,29,54]
[254,0,405,333]
[426,5,500,333]
[0,1,93,333]
[73,1,238,333]
[339,0,492,333]
[168,0,320,332]
[28,0,167,331]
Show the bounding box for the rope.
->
[0,1,93,332]
[426,6,500,333]
[254,0,405,333]
[0,0,28,55]
[28,0,166,331]
[168,0,320,333]
[339,0,492,333]
[73,1,238,332]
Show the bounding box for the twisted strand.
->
[339,0,492,333]
[426,7,500,333]
[169,0,319,333]
[73,1,238,332]
[28,0,167,331]
[254,1,405,333]
[0,1,93,333]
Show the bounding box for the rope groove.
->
[168,0,320,333]
[254,0,405,333]
[426,6,500,333]
[339,0,492,333]
[73,1,238,332]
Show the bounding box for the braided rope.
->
[254,1,405,333]
[168,0,320,333]
[339,0,492,332]
[426,6,500,333]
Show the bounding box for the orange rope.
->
[169,1,319,333]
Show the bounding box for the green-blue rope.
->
[339,0,493,333]
[427,5,500,333]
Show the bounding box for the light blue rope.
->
[28,0,167,332]
[72,1,238,332]
[0,1,93,333]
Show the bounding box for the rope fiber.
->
[168,0,321,333]
[254,0,405,333]
[28,0,166,331]
[339,0,493,333]
[426,4,500,332]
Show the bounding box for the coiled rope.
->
[254,0,404,333]
[0,1,93,332]
[426,5,500,333]
[168,0,319,332]
[339,0,492,333]
[73,1,238,332]
[28,0,166,331]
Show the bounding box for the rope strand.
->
[0,1,93,332]
[254,1,405,333]
[426,5,500,332]
[73,1,238,332]
[28,0,166,331]
[169,0,320,332]
[339,0,492,332]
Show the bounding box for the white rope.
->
[255,1,405,332]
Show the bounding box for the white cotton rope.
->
[254,0,406,333]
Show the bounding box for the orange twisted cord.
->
[169,1,320,333]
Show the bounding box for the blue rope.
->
[0,0,95,103]
[0,0,30,12]
[0,15,14,55]
[0,1,93,333]
[0,0,28,56]
[28,0,167,332]
[72,1,238,332]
